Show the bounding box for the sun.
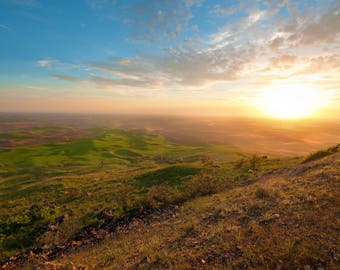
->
[256,84,330,119]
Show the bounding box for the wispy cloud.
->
[49,40,256,89]
[87,0,200,42]
[1,0,40,7]
[37,59,57,68]
[42,0,340,98]
[269,1,340,49]
[0,24,10,31]
[210,4,235,16]
[37,59,84,70]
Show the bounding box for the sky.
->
[0,0,339,118]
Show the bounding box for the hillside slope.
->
[2,152,340,269]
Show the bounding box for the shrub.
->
[184,173,228,198]
[38,218,79,247]
[302,144,339,163]
[144,185,182,208]
[247,203,265,217]
[249,154,261,171]
[234,154,262,172]
[255,187,271,200]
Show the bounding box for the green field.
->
[0,127,299,262]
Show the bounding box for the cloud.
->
[297,3,340,45]
[210,4,235,16]
[297,54,340,75]
[0,24,10,31]
[0,0,40,6]
[269,1,340,49]
[265,0,288,16]
[250,52,340,97]
[44,0,340,98]
[49,74,86,83]
[37,59,57,67]
[126,0,195,42]
[37,59,82,70]
[23,85,48,91]
[50,40,256,89]
[160,45,255,85]
[87,0,197,42]
[265,53,340,74]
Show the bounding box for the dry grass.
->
[19,152,340,269]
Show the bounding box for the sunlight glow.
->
[256,84,330,119]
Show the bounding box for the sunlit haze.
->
[256,83,331,119]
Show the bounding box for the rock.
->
[71,240,81,247]
[48,224,58,231]
[29,250,35,258]
[42,244,50,250]
[55,214,69,224]
[304,265,312,270]
[201,259,206,264]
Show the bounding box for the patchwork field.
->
[0,124,262,261]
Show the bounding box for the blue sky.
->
[0,0,339,117]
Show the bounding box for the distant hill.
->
[2,148,339,269]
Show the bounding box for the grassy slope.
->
[22,152,340,269]
[0,127,256,262]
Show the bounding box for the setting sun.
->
[256,84,330,119]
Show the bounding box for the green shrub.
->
[234,154,262,172]
[140,185,183,209]
[184,173,227,197]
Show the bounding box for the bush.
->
[234,154,262,172]
[247,203,265,217]
[302,144,339,163]
[255,187,271,200]
[184,173,228,198]
[144,185,182,208]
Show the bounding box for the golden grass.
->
[22,152,340,269]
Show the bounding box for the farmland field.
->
[0,114,337,268]
[0,117,252,261]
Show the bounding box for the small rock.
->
[29,250,35,258]
[304,265,312,270]
[48,224,58,231]
[42,244,50,250]
[201,259,206,264]
[71,240,81,247]
[97,209,114,221]
[55,214,69,224]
